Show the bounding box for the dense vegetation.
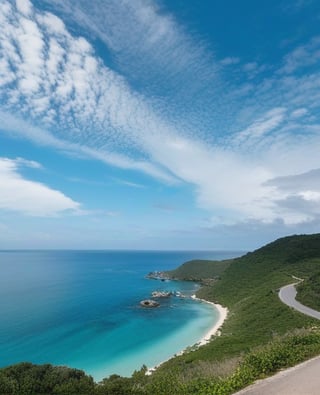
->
[0,363,95,394]
[164,259,232,281]
[2,234,320,394]
[297,270,320,310]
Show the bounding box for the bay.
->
[0,250,241,380]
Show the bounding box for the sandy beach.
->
[191,295,228,346]
[146,296,228,374]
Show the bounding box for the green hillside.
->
[150,234,320,392]
[201,233,320,306]
[164,259,232,281]
[297,270,320,310]
[1,234,320,394]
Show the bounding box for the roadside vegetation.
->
[1,234,320,394]
[296,270,320,310]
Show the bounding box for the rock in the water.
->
[140,299,160,308]
[151,291,172,298]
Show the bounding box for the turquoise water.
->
[0,250,241,381]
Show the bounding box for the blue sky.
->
[1,0,320,250]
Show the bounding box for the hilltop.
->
[164,258,232,281]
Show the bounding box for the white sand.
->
[146,296,228,375]
[191,295,228,346]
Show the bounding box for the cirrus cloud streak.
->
[1,0,320,227]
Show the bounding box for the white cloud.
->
[290,108,308,119]
[299,190,320,201]
[264,168,320,224]
[0,111,177,183]
[232,108,286,148]
[0,157,80,216]
[280,36,320,74]
[38,11,67,35]
[241,61,267,79]
[265,169,320,192]
[220,57,240,66]
[14,157,43,169]
[0,2,179,155]
[16,0,32,16]
[243,62,258,72]
[1,0,320,229]
[43,0,216,85]
[0,58,15,87]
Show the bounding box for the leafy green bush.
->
[0,363,95,395]
[177,329,320,395]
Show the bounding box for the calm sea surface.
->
[0,250,242,380]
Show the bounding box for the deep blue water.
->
[0,250,242,380]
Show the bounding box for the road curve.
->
[233,284,320,394]
[279,283,320,320]
[233,356,320,395]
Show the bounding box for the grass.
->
[144,328,320,395]
[296,268,320,310]
[164,259,232,281]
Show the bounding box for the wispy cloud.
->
[0,1,182,183]
[0,111,176,183]
[0,157,80,216]
[1,0,320,229]
[39,0,223,135]
[232,108,286,149]
[42,0,216,93]
[115,179,146,189]
[279,36,320,74]
[220,57,240,66]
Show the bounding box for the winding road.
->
[233,281,320,394]
[279,283,320,320]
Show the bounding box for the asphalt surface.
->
[279,283,320,320]
[233,356,320,395]
[233,283,320,394]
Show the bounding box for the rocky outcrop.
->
[151,291,172,298]
[140,299,160,308]
[145,271,170,281]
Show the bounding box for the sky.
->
[0,0,320,250]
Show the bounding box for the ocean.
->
[0,250,241,381]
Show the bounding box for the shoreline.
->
[191,295,228,346]
[146,296,228,375]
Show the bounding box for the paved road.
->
[233,284,320,394]
[233,356,320,394]
[279,283,320,320]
